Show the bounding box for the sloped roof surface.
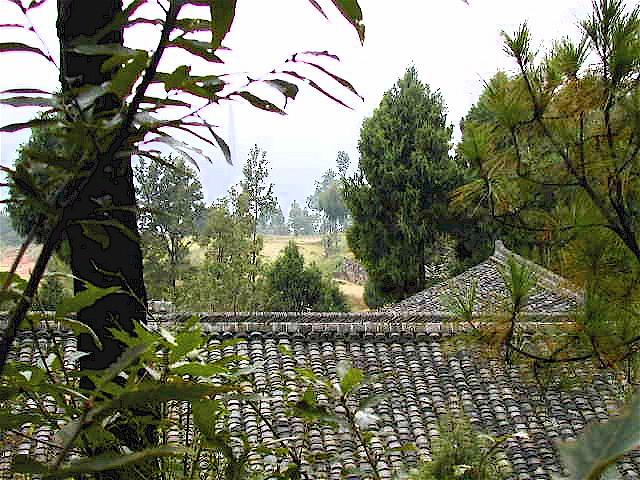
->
[389,241,583,317]
[2,314,638,480]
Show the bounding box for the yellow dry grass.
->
[334,279,368,312]
[188,234,366,310]
[261,235,325,263]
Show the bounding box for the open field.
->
[261,235,325,263]
[190,234,367,311]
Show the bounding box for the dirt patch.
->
[0,245,40,279]
[335,279,367,312]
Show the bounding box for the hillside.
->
[261,235,366,311]
[190,234,367,311]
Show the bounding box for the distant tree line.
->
[135,145,347,312]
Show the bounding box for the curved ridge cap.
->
[491,240,584,303]
[164,311,458,322]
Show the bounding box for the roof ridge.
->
[491,240,584,303]
[0,312,574,338]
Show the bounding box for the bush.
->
[363,280,391,309]
[411,416,508,480]
[33,275,69,311]
[265,241,348,312]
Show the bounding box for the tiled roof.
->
[389,241,584,317]
[1,313,638,480]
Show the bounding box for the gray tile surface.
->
[388,241,583,317]
[1,315,638,480]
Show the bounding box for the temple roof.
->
[1,314,638,480]
[388,241,583,317]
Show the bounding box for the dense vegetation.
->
[1,0,640,479]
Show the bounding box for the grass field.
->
[261,235,326,263]
[191,234,367,311]
[260,234,367,311]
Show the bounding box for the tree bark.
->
[58,0,147,371]
[58,1,154,477]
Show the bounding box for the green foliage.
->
[33,268,72,312]
[554,392,640,480]
[307,153,351,254]
[454,0,640,385]
[362,279,390,309]
[265,240,348,311]
[288,200,317,236]
[453,71,564,270]
[135,156,205,303]
[336,150,351,177]
[442,279,478,327]
[181,189,257,312]
[456,0,640,270]
[500,255,536,316]
[5,112,81,244]
[1,0,366,364]
[286,359,414,480]
[258,204,289,235]
[240,145,278,299]
[0,213,21,248]
[1,0,368,477]
[411,416,509,480]
[0,313,248,479]
[344,66,461,307]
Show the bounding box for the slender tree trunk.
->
[250,201,258,308]
[170,235,178,303]
[417,239,425,292]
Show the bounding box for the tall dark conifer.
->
[344,66,457,307]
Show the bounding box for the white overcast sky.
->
[0,0,590,214]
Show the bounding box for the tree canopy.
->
[344,66,459,307]
[455,0,640,300]
[135,156,205,302]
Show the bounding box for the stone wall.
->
[334,257,368,284]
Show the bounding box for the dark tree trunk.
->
[57,0,147,373]
[57,2,154,477]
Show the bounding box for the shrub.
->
[265,241,348,312]
[411,416,508,480]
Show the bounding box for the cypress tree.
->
[344,66,458,307]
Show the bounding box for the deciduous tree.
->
[183,189,256,312]
[135,157,205,302]
[0,0,365,373]
[288,200,317,235]
[240,145,277,291]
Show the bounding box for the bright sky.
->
[0,0,590,215]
